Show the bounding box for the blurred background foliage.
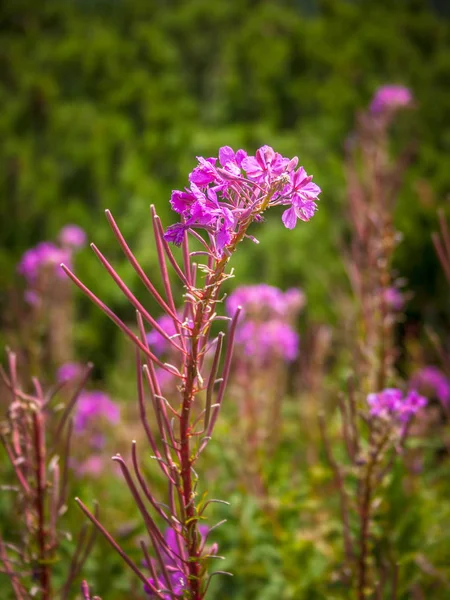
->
[1,0,449,371]
[1,1,450,598]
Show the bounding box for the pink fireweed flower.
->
[57,362,84,382]
[234,320,299,364]
[370,85,413,114]
[59,224,87,248]
[75,455,105,477]
[367,388,427,425]
[74,390,120,433]
[218,145,247,175]
[410,366,450,406]
[281,166,322,230]
[226,284,302,363]
[226,284,304,320]
[18,242,70,283]
[226,284,286,319]
[241,144,287,184]
[164,145,320,256]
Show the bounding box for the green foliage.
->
[1,0,450,362]
[1,1,450,598]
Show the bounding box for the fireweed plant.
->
[426,212,450,425]
[320,385,427,600]
[60,145,321,599]
[225,284,303,498]
[344,85,414,394]
[0,350,96,599]
[320,86,424,599]
[12,225,87,376]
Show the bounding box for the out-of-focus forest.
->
[1,1,450,599]
[2,0,449,367]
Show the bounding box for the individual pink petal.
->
[282,207,297,229]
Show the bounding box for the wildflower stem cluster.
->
[0,350,95,599]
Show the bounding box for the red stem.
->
[357,430,390,599]
[32,412,51,600]
[180,335,203,598]
[179,220,251,598]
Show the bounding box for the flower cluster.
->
[59,224,87,248]
[226,283,304,320]
[234,320,299,363]
[0,351,100,598]
[226,284,303,364]
[18,242,71,284]
[367,388,427,424]
[164,145,321,255]
[74,390,120,433]
[76,455,105,477]
[410,366,450,406]
[18,225,87,304]
[370,85,413,114]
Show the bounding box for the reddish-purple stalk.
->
[32,408,51,600]
[81,580,102,600]
[432,209,450,284]
[159,212,253,598]
[321,386,409,599]
[319,413,354,563]
[0,351,96,599]
[232,361,267,499]
[0,536,29,599]
[430,212,450,429]
[344,106,414,394]
[356,429,391,600]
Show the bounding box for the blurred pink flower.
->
[370,85,413,114]
[59,224,87,248]
[226,284,304,320]
[383,287,405,311]
[234,320,299,363]
[367,388,427,424]
[18,242,70,283]
[410,366,450,405]
[74,391,120,432]
[57,362,84,382]
[76,455,104,477]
